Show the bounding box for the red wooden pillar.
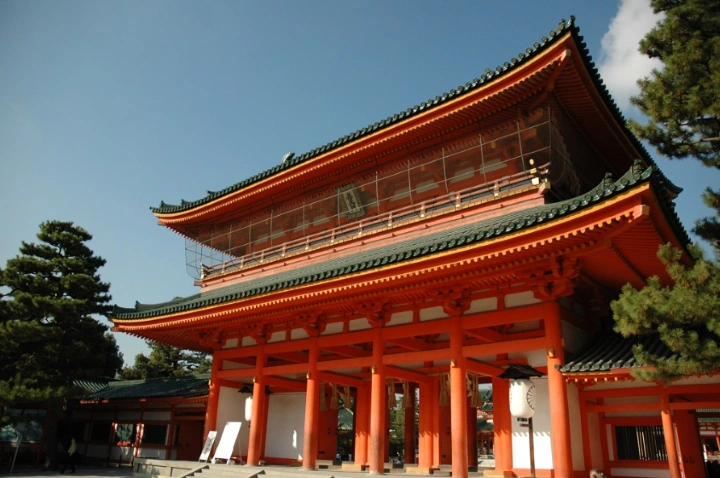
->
[467,396,478,467]
[450,316,469,478]
[418,380,433,471]
[404,383,416,465]
[247,345,266,465]
[203,354,222,440]
[544,300,573,477]
[432,375,440,469]
[354,384,370,466]
[660,392,681,478]
[260,391,270,460]
[369,325,387,474]
[302,338,321,470]
[492,376,512,476]
[675,410,705,478]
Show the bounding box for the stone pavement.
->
[0,465,133,478]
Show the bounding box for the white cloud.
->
[598,0,664,112]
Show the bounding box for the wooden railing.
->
[200,164,548,279]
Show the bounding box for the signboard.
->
[212,422,242,464]
[199,431,217,462]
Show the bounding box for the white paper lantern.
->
[509,378,536,419]
[244,395,253,421]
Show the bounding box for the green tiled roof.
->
[75,379,113,394]
[150,17,677,215]
[114,165,688,321]
[85,375,209,401]
[559,332,675,373]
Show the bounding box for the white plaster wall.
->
[216,386,250,458]
[265,393,307,460]
[324,321,344,335]
[467,297,497,313]
[267,330,285,343]
[387,310,413,326]
[419,306,445,321]
[349,318,371,332]
[223,338,239,349]
[505,291,541,308]
[512,379,552,470]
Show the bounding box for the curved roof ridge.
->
[151,17,580,215]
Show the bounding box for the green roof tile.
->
[85,375,209,400]
[560,332,675,373]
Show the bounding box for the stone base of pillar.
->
[483,471,514,477]
[342,464,367,471]
[405,466,434,474]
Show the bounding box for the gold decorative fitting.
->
[450,359,456,367]
[547,349,555,358]
[371,366,376,374]
[306,372,311,379]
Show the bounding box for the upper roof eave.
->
[153,16,673,224]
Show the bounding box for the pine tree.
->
[0,220,123,467]
[119,341,211,379]
[628,0,720,253]
[613,0,720,381]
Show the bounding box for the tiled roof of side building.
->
[84,374,210,400]
[560,332,675,373]
[150,17,679,215]
[112,164,688,321]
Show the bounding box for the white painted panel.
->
[505,291,541,308]
[136,447,164,459]
[605,395,661,418]
[387,310,413,327]
[142,411,170,421]
[291,328,311,340]
[223,338,238,349]
[267,331,284,344]
[512,379,552,470]
[242,336,255,347]
[349,319,371,332]
[216,386,250,458]
[222,360,253,371]
[508,350,547,368]
[420,306,446,321]
[467,297,497,314]
[323,322,344,335]
[265,393,306,460]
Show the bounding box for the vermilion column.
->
[247,345,266,465]
[404,383,416,464]
[467,396,478,467]
[544,300,573,477]
[369,326,387,474]
[302,339,320,470]
[355,384,370,466]
[660,393,681,478]
[203,354,222,440]
[491,376,512,476]
[450,317,469,478]
[418,381,433,470]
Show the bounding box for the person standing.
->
[60,438,76,474]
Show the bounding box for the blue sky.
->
[2,0,718,366]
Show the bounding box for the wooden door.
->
[176,421,205,461]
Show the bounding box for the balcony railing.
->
[198,164,548,280]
